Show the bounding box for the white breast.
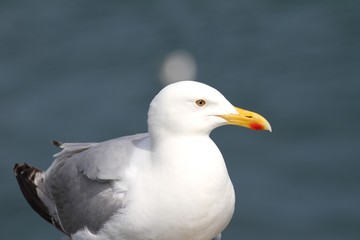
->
[126,136,234,240]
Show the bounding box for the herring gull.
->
[14,81,271,240]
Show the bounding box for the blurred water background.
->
[1,1,359,239]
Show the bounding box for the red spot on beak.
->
[249,123,264,130]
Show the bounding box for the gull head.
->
[148,81,271,137]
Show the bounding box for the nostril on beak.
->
[245,115,253,118]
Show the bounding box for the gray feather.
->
[42,133,149,234]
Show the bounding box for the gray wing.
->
[44,133,149,235]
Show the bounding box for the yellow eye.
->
[195,99,206,107]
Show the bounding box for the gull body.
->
[14,81,271,240]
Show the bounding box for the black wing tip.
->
[13,162,24,173]
[13,163,47,216]
[13,162,36,178]
[13,163,67,234]
[52,140,63,148]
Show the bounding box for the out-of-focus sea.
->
[1,1,359,239]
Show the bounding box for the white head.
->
[148,81,271,137]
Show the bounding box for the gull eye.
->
[195,99,206,107]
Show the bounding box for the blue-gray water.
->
[1,1,359,239]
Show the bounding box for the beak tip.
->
[249,121,272,132]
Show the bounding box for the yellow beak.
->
[219,107,272,132]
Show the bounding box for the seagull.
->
[14,81,271,240]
